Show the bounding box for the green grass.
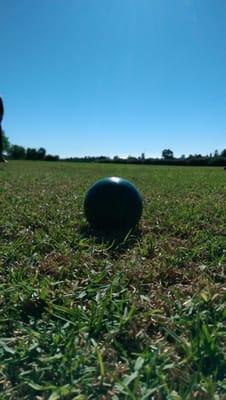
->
[0,161,225,400]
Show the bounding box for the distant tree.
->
[2,132,11,153]
[26,148,38,160]
[37,147,46,160]
[214,150,219,157]
[180,154,186,160]
[162,149,174,160]
[220,149,226,157]
[98,156,110,161]
[141,152,145,161]
[9,145,26,159]
[45,154,59,161]
[187,153,204,160]
[127,155,138,163]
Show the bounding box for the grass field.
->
[0,161,225,400]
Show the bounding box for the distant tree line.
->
[2,134,59,161]
[62,149,226,167]
[2,133,226,166]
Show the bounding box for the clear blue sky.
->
[1,0,226,158]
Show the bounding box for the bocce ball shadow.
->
[82,177,143,251]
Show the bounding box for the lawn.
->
[0,161,225,399]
